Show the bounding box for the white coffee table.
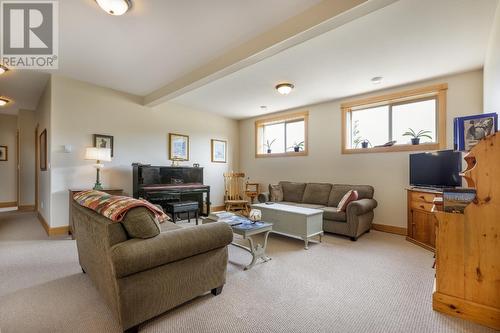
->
[251,203,324,250]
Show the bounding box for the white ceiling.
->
[0,0,321,115]
[172,0,499,119]
[0,70,49,115]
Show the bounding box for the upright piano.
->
[132,163,211,215]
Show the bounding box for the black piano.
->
[132,163,210,216]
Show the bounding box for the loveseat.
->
[71,200,233,332]
[258,181,377,241]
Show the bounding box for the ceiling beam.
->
[144,0,399,107]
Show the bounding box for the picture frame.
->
[211,139,227,163]
[40,129,47,171]
[454,113,498,151]
[0,145,7,161]
[169,133,189,161]
[93,134,114,157]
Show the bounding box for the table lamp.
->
[85,147,111,190]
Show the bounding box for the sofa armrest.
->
[347,198,378,216]
[110,222,233,278]
[258,192,270,203]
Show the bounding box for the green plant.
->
[402,128,433,140]
[288,141,304,151]
[352,120,362,148]
[264,139,277,150]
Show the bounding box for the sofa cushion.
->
[292,203,325,209]
[321,207,347,222]
[269,184,284,202]
[121,207,161,239]
[338,190,359,211]
[302,183,332,205]
[328,184,374,207]
[279,181,307,203]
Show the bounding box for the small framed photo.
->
[454,113,498,151]
[40,129,47,171]
[93,134,114,157]
[211,139,227,163]
[0,145,7,161]
[169,133,189,161]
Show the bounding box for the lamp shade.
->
[85,147,111,162]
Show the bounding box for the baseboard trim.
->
[372,223,407,236]
[0,201,18,208]
[210,205,226,212]
[37,212,69,236]
[18,205,36,212]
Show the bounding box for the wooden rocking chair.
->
[224,172,250,215]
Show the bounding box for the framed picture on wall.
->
[454,113,498,151]
[0,145,7,161]
[211,139,227,163]
[169,133,189,161]
[40,129,47,171]
[93,134,114,157]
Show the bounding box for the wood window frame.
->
[255,111,309,158]
[341,83,447,154]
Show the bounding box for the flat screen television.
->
[409,150,462,188]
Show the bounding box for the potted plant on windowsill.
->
[403,128,433,145]
[288,141,304,152]
[264,139,277,153]
[355,139,371,149]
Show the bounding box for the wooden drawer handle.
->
[420,205,425,209]
[419,195,425,200]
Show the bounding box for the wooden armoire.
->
[432,134,500,330]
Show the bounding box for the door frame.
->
[35,124,39,211]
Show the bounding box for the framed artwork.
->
[454,113,498,151]
[169,133,189,161]
[0,145,7,161]
[211,139,227,163]
[40,129,47,171]
[93,134,114,157]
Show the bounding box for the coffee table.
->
[218,216,273,270]
[251,203,323,250]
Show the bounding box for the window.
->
[342,84,447,154]
[255,111,308,157]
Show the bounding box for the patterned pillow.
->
[337,190,359,211]
[269,184,284,202]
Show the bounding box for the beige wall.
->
[0,114,18,204]
[239,70,483,229]
[17,110,36,207]
[48,75,239,227]
[35,79,52,222]
[484,1,500,113]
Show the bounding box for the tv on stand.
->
[409,150,462,190]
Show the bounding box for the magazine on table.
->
[443,188,476,214]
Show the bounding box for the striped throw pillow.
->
[337,190,359,211]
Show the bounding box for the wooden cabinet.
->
[406,188,441,251]
[432,134,500,330]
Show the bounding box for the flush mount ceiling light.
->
[371,76,383,85]
[95,0,132,16]
[275,83,294,95]
[0,97,11,106]
[0,64,9,75]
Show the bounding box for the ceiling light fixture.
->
[275,83,294,95]
[371,76,383,85]
[95,0,132,16]
[0,64,9,75]
[0,97,11,106]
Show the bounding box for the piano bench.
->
[164,201,200,225]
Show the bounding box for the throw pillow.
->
[269,184,284,202]
[337,190,359,211]
[121,207,161,239]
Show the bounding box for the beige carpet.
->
[0,211,495,333]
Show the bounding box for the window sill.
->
[255,151,308,158]
[342,143,443,154]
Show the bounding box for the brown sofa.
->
[258,181,377,241]
[71,201,233,332]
